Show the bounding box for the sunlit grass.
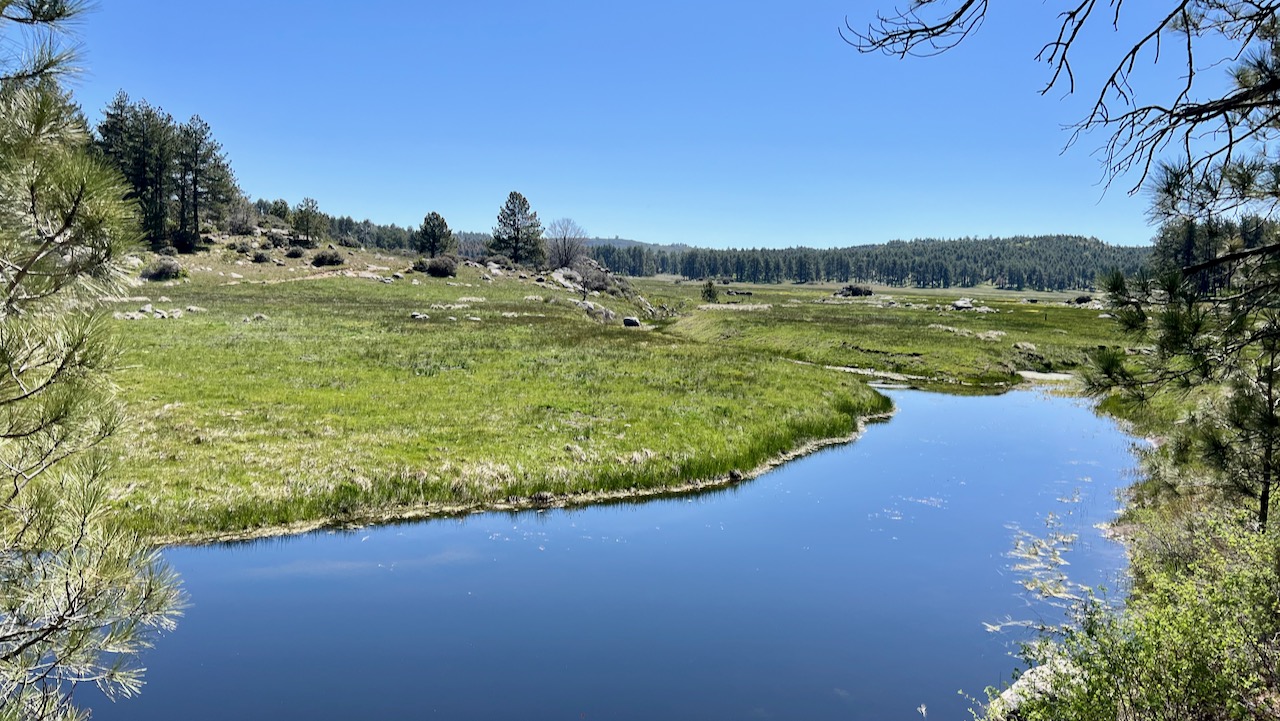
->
[645,280,1124,387]
[107,252,890,539]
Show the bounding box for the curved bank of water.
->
[90,388,1136,721]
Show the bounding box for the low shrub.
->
[285,246,306,258]
[157,245,179,257]
[484,254,512,268]
[141,257,182,281]
[426,255,457,278]
[311,248,344,267]
[252,250,272,264]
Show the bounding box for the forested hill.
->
[589,235,1151,291]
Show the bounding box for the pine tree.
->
[414,211,455,258]
[0,6,183,720]
[292,197,324,247]
[489,191,544,267]
[174,115,235,251]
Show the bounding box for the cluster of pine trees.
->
[590,235,1149,290]
[95,93,241,251]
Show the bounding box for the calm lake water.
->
[89,389,1136,721]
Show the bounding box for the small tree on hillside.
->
[292,197,324,247]
[415,211,455,257]
[701,280,719,303]
[546,217,588,270]
[268,198,291,221]
[489,191,544,267]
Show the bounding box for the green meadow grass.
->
[642,280,1124,388]
[105,252,891,539]
[105,246,1126,540]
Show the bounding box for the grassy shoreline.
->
[107,244,1119,543]
[151,409,897,546]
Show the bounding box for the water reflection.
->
[90,388,1136,721]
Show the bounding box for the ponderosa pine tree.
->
[489,191,544,267]
[0,5,183,720]
[174,115,235,251]
[415,211,455,257]
[292,197,324,247]
[95,95,177,249]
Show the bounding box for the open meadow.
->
[104,242,1124,541]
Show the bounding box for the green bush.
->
[311,249,344,267]
[285,246,306,259]
[251,250,272,264]
[141,257,182,281]
[701,280,719,303]
[1003,514,1280,721]
[426,255,457,278]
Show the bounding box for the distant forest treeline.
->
[88,93,1148,291]
[588,235,1151,291]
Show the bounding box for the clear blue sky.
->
[68,1,1183,248]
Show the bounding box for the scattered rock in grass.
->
[229,272,244,279]
[501,312,518,318]
[524,295,543,302]
[977,330,1006,341]
[186,305,207,313]
[623,316,641,327]
[1013,342,1038,352]
[411,279,420,285]
[572,300,616,323]
[158,296,171,302]
[410,312,430,320]
[457,297,486,303]
[928,324,971,337]
[952,298,974,310]
[242,313,270,323]
[392,272,404,279]
[447,316,457,322]
[140,303,153,314]
[466,316,482,322]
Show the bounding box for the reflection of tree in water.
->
[0,5,183,720]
